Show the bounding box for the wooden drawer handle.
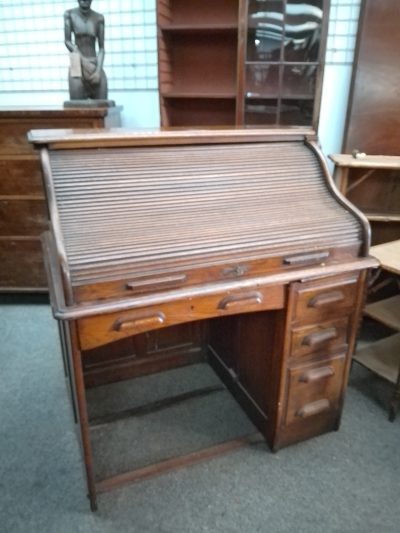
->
[113,313,165,332]
[126,274,187,290]
[218,292,263,311]
[308,290,345,308]
[299,365,335,383]
[283,251,329,266]
[302,328,338,347]
[296,399,331,418]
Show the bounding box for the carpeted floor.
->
[1,297,400,533]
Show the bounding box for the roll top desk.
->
[29,128,377,510]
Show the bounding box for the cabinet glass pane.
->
[282,64,317,97]
[284,1,323,62]
[279,99,314,125]
[245,98,278,125]
[247,1,284,61]
[246,64,280,97]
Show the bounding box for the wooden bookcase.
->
[157,0,330,128]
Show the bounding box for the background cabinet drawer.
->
[0,198,47,236]
[290,317,350,359]
[285,354,345,425]
[0,158,43,195]
[292,275,358,324]
[0,238,47,288]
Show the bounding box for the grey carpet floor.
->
[1,299,400,533]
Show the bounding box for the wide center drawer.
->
[77,283,285,350]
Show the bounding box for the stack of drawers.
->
[278,273,360,447]
[0,107,121,291]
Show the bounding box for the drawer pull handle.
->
[299,366,335,383]
[308,290,345,308]
[113,313,165,332]
[302,328,338,347]
[296,399,331,418]
[284,252,329,266]
[126,274,187,290]
[218,292,263,311]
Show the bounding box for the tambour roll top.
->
[29,129,369,305]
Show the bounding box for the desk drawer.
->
[292,274,359,325]
[285,354,345,425]
[78,283,285,350]
[290,317,350,359]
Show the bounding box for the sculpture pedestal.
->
[64,99,116,108]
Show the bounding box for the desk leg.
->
[60,321,78,424]
[69,321,98,511]
[389,367,400,422]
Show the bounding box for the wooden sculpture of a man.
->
[64,0,108,101]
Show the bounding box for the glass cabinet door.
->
[244,0,326,127]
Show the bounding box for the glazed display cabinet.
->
[157,0,330,128]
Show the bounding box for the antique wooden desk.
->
[29,128,377,510]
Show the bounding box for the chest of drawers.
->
[0,107,121,291]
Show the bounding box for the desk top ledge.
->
[28,127,317,149]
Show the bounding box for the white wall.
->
[319,64,354,165]
[0,0,159,127]
[318,0,361,163]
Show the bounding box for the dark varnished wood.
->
[344,0,400,155]
[342,1,400,244]
[33,128,376,509]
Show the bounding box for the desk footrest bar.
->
[89,384,225,427]
[95,433,263,494]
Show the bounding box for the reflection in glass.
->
[282,64,316,97]
[247,1,323,62]
[284,1,323,62]
[246,64,280,97]
[245,98,278,125]
[279,99,314,125]
[247,1,284,61]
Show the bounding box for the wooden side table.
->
[353,239,400,420]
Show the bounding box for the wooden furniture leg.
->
[389,365,400,422]
[69,322,98,511]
